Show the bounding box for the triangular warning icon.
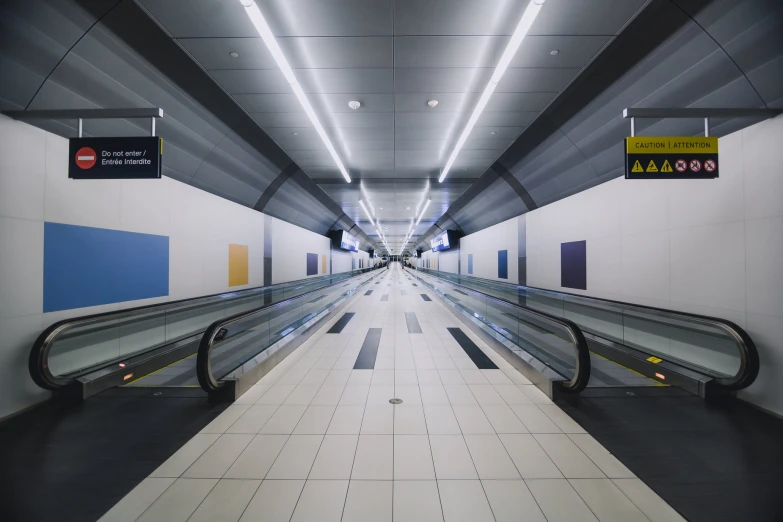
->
[646,160,658,172]
[661,159,673,173]
[632,160,644,173]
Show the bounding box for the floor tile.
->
[324,369,352,386]
[502,370,532,385]
[310,384,346,405]
[97,477,175,522]
[417,369,443,384]
[284,383,321,405]
[224,434,288,479]
[293,405,337,435]
[424,404,462,434]
[327,405,365,434]
[312,357,338,370]
[509,405,562,433]
[480,404,529,434]
[481,369,514,384]
[493,384,533,405]
[187,478,260,522]
[393,481,444,522]
[301,368,330,385]
[259,405,307,434]
[444,384,478,405]
[183,434,254,479]
[420,384,450,405]
[430,435,478,479]
[227,405,278,434]
[361,403,394,434]
[135,478,217,522]
[200,404,251,434]
[372,369,395,384]
[393,384,422,404]
[352,435,393,479]
[342,480,392,522]
[239,480,304,522]
[498,433,563,479]
[454,358,480,370]
[570,478,649,522]
[612,478,687,522]
[394,434,436,479]
[150,433,219,478]
[348,369,374,385]
[481,479,546,522]
[451,404,495,434]
[438,480,495,522]
[519,385,554,405]
[438,369,465,383]
[235,385,271,404]
[534,434,604,478]
[468,384,505,405]
[367,384,395,405]
[309,435,359,479]
[256,384,296,405]
[526,479,598,521]
[568,433,635,478]
[394,403,428,434]
[339,384,370,405]
[266,435,323,479]
[463,434,521,479]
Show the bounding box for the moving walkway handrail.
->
[29,268,378,391]
[197,269,378,393]
[412,269,591,393]
[417,267,759,391]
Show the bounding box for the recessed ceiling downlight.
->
[427,100,439,108]
[348,100,361,110]
[229,51,239,58]
[550,49,560,55]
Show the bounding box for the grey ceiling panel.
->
[139,0,257,38]
[394,112,463,128]
[395,68,492,93]
[395,139,447,151]
[530,0,647,36]
[252,112,314,128]
[509,35,612,68]
[394,36,504,68]
[485,92,558,112]
[318,93,395,113]
[329,112,394,128]
[234,93,302,113]
[279,37,393,69]
[299,68,395,94]
[257,0,393,37]
[394,93,470,112]
[495,67,581,92]
[344,139,395,151]
[394,0,526,36]
[476,111,536,127]
[211,69,290,94]
[178,37,276,70]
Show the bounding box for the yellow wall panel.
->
[322,254,327,274]
[228,244,249,287]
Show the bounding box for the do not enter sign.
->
[75,147,97,169]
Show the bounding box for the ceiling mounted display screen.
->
[431,230,459,252]
[331,230,359,252]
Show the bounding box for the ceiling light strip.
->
[240,0,351,183]
[438,0,544,183]
[416,198,431,226]
[359,199,375,227]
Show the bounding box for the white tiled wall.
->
[0,115,331,419]
[459,217,520,283]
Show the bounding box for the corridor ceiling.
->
[138,0,649,253]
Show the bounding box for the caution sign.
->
[625,136,718,179]
[68,137,162,180]
[646,356,663,364]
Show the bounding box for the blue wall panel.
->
[498,250,508,279]
[468,254,473,274]
[561,240,587,290]
[306,253,318,276]
[43,222,169,312]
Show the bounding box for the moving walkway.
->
[411,268,758,398]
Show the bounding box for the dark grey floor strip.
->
[364,290,373,296]
[420,294,432,301]
[353,328,382,369]
[412,283,418,286]
[327,312,355,334]
[381,294,389,302]
[405,313,422,334]
[447,327,498,369]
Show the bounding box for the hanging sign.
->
[69,137,162,179]
[625,136,718,179]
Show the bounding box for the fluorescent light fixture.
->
[438,0,544,183]
[359,199,375,226]
[240,0,351,183]
[416,199,431,226]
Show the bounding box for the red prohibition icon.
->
[75,147,97,169]
[689,159,702,172]
[704,159,716,173]
[675,159,687,173]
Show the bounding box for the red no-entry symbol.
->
[689,159,702,173]
[675,159,687,173]
[75,147,97,169]
[704,159,716,173]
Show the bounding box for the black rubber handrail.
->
[417,268,759,392]
[197,268,381,393]
[412,270,591,393]
[29,267,379,391]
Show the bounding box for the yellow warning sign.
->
[632,160,644,173]
[646,356,663,364]
[661,159,673,172]
[626,136,718,154]
[646,160,658,172]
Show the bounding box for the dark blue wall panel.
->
[498,250,508,279]
[306,253,318,275]
[561,240,587,290]
[43,222,169,312]
[468,254,473,274]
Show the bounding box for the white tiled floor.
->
[99,266,685,522]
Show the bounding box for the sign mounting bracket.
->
[2,108,164,138]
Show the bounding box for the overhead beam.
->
[2,108,164,120]
[622,108,782,119]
